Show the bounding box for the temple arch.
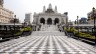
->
[54,18,59,25]
[40,18,45,24]
[47,18,52,24]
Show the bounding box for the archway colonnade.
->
[40,18,59,25]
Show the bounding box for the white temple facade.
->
[33,4,68,25]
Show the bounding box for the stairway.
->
[32,31,65,36]
[40,25,58,31]
[32,25,65,36]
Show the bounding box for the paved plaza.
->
[0,25,96,54]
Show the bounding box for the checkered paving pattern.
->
[0,35,96,54]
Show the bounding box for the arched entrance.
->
[40,18,45,24]
[54,18,59,25]
[47,18,52,25]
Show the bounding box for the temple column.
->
[52,20,54,25]
[45,20,47,24]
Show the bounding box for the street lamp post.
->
[77,16,79,32]
[92,7,96,45]
[69,20,71,32]
[92,7,96,32]
[14,15,16,37]
[77,16,79,39]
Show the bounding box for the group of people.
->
[58,26,64,32]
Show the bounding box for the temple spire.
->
[48,3,52,9]
[43,6,46,13]
[55,6,57,13]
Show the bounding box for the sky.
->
[4,0,96,23]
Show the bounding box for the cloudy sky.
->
[4,0,96,22]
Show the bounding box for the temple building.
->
[33,4,68,25]
[0,0,14,23]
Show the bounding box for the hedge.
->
[15,26,32,36]
[64,27,95,40]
